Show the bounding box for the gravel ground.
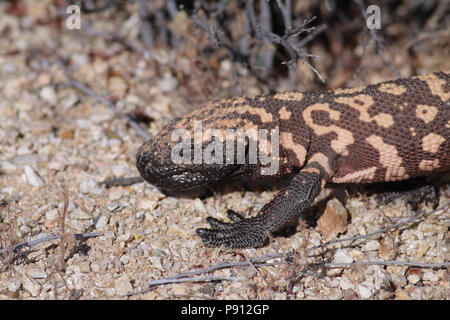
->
[0,2,448,300]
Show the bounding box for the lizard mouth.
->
[139,163,212,190]
[136,149,230,190]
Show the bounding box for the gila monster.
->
[136,71,450,249]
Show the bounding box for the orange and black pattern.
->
[136,71,449,248]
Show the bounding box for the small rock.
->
[40,86,57,104]
[10,154,41,165]
[79,174,102,195]
[95,215,109,229]
[114,274,133,295]
[357,284,373,299]
[108,76,129,98]
[379,236,396,259]
[60,128,74,139]
[120,255,130,265]
[110,164,129,177]
[157,72,177,92]
[61,93,78,110]
[90,263,101,273]
[23,165,45,187]
[384,207,402,218]
[149,256,164,271]
[406,268,422,285]
[340,277,354,290]
[117,232,132,243]
[1,161,17,173]
[108,187,123,201]
[333,249,353,264]
[27,265,47,279]
[22,275,41,296]
[363,240,380,251]
[317,198,348,239]
[45,208,59,221]
[139,200,158,211]
[422,270,439,282]
[72,207,92,220]
[407,274,421,285]
[171,284,188,296]
[395,289,411,300]
[8,279,22,292]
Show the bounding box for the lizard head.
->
[136,97,283,190]
[136,116,242,191]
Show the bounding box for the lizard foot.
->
[196,210,269,249]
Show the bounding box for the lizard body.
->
[136,71,450,248]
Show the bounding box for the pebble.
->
[333,249,353,264]
[317,198,348,239]
[72,207,92,220]
[117,232,132,242]
[422,271,439,282]
[45,208,59,221]
[79,174,102,195]
[23,165,45,186]
[120,255,130,265]
[357,284,373,299]
[110,164,130,177]
[339,277,354,290]
[10,154,41,165]
[149,256,164,271]
[108,76,129,98]
[114,274,133,295]
[27,265,47,279]
[8,279,22,292]
[0,161,17,173]
[61,93,78,109]
[363,240,380,251]
[95,215,109,229]
[157,72,178,92]
[22,275,41,296]
[171,284,189,296]
[139,199,158,211]
[39,86,57,104]
[108,187,123,201]
[407,273,421,285]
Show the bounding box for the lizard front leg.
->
[197,157,333,248]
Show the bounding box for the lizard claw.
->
[196,211,269,249]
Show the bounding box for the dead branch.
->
[0,232,101,256]
[146,275,233,287]
[321,260,450,269]
[58,190,69,271]
[98,176,144,188]
[246,0,325,82]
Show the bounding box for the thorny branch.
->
[246,0,325,82]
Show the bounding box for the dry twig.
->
[0,232,101,256]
